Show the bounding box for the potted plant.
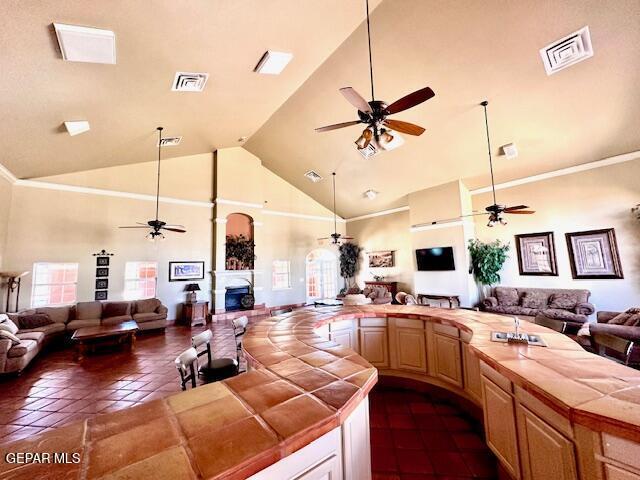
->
[468,239,510,298]
[338,243,363,292]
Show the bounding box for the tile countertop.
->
[2,305,640,479]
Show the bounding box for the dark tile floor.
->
[0,319,255,445]
[369,387,498,480]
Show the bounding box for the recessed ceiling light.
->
[254,51,293,75]
[158,136,182,147]
[54,23,116,64]
[304,170,323,183]
[540,26,593,75]
[501,142,518,160]
[64,121,90,136]
[364,189,379,200]
[171,72,209,92]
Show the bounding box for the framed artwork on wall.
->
[169,261,205,282]
[95,290,108,301]
[565,228,624,279]
[96,257,110,266]
[368,251,394,268]
[96,268,109,278]
[515,232,558,276]
[95,279,109,290]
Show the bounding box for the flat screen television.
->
[416,247,455,271]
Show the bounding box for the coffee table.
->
[71,321,139,361]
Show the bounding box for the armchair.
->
[589,310,640,365]
[363,285,392,305]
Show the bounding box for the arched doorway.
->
[306,249,338,302]
[225,213,254,270]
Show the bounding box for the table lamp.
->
[184,283,200,304]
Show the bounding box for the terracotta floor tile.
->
[392,429,424,449]
[452,432,488,451]
[396,449,434,474]
[461,451,498,478]
[428,451,472,476]
[372,447,398,472]
[389,413,416,430]
[371,427,394,448]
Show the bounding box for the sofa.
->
[0,298,168,374]
[363,285,393,305]
[588,309,640,364]
[481,286,594,328]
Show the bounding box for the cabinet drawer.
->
[433,323,459,338]
[604,464,640,480]
[393,317,424,329]
[602,433,640,472]
[360,317,387,327]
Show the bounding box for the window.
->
[124,261,158,300]
[306,249,337,301]
[31,263,78,308]
[272,260,291,290]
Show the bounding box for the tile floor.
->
[0,319,256,445]
[369,387,498,479]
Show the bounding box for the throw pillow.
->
[549,293,578,310]
[17,313,55,330]
[520,291,548,309]
[0,318,19,335]
[623,314,640,327]
[626,308,640,314]
[0,330,20,346]
[103,302,130,318]
[609,312,631,325]
[495,288,519,307]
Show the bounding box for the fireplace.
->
[225,286,250,312]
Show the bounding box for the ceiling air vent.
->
[304,170,323,183]
[158,136,182,147]
[357,143,379,159]
[539,26,593,75]
[171,72,209,92]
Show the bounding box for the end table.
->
[181,301,209,327]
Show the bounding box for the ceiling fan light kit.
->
[316,0,434,154]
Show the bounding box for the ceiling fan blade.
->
[315,120,362,133]
[119,226,151,229]
[383,119,426,136]
[163,224,185,228]
[505,210,535,214]
[504,205,529,211]
[385,87,435,115]
[339,87,372,113]
[161,227,187,233]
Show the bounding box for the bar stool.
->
[175,347,198,390]
[191,330,238,382]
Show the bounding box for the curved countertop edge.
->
[2,305,640,480]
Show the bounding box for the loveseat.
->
[481,286,594,327]
[588,309,640,364]
[0,298,167,374]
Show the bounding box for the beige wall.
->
[0,175,12,269]
[473,157,640,313]
[346,210,413,294]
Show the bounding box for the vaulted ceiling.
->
[2,1,640,218]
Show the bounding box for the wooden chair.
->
[592,332,634,366]
[191,330,238,382]
[175,347,198,391]
[232,316,248,372]
[534,314,567,333]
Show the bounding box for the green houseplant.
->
[338,243,363,290]
[468,239,510,287]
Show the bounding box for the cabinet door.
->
[359,328,389,368]
[294,455,341,480]
[396,328,427,373]
[462,344,482,403]
[331,329,358,352]
[482,377,521,479]
[517,404,577,480]
[434,333,462,386]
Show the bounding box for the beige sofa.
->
[481,286,594,326]
[0,298,167,374]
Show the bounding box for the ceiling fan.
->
[318,172,354,245]
[119,127,186,241]
[415,101,535,229]
[315,0,435,153]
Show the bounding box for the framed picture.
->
[95,290,108,301]
[565,228,624,279]
[169,261,205,282]
[96,257,110,267]
[95,279,109,290]
[515,232,558,276]
[368,251,394,268]
[96,267,109,278]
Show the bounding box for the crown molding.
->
[263,209,344,223]
[346,206,410,223]
[215,197,264,209]
[410,220,468,233]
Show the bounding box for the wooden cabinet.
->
[359,327,389,368]
[294,455,341,479]
[329,320,358,352]
[181,301,208,327]
[433,333,462,387]
[482,376,521,479]
[462,343,482,403]
[395,327,427,373]
[517,404,577,480]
